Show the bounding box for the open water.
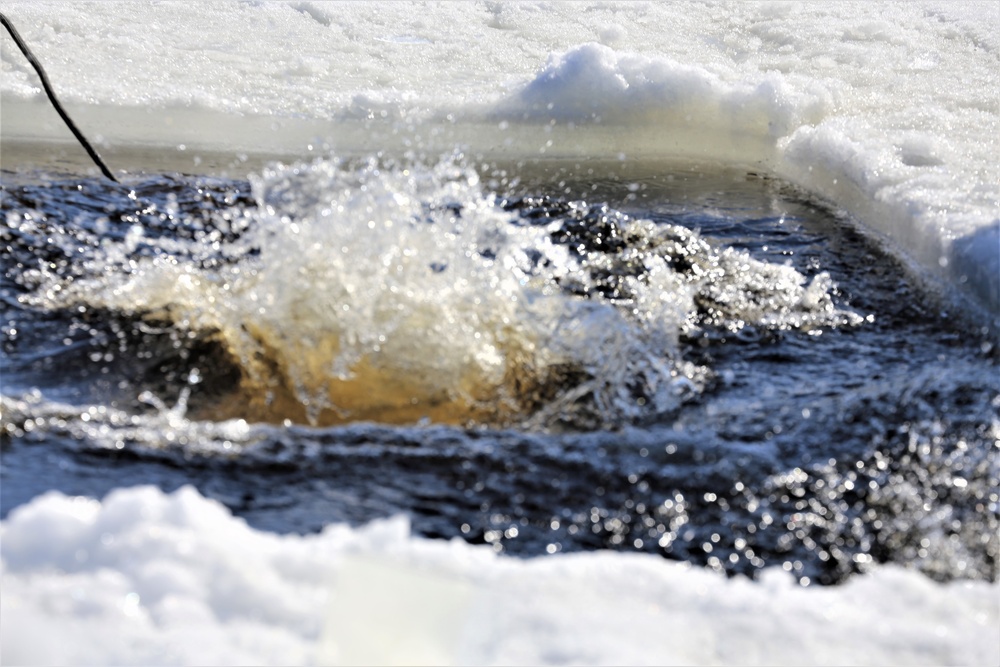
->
[3,156,996,589]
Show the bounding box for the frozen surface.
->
[1,1,998,317]
[2,485,997,667]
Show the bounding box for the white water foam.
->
[1,485,997,667]
[13,156,856,427]
[1,1,997,318]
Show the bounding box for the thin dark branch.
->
[1,11,120,182]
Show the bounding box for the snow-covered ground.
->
[2,486,997,666]
[2,1,997,317]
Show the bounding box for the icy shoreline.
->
[1,1,998,322]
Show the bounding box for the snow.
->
[2,485,997,666]
[1,1,998,318]
[2,4,999,663]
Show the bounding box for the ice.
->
[1,1,997,320]
[2,485,997,666]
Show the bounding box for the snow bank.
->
[1,2,997,317]
[1,485,997,666]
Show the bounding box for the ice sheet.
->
[1,1,998,319]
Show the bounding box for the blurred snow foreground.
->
[1,485,997,666]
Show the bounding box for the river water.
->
[2,156,997,588]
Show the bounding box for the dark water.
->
[2,159,997,586]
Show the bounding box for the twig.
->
[1,11,120,182]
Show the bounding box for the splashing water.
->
[8,157,860,428]
[2,157,996,585]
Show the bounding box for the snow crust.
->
[2,485,997,666]
[1,1,998,318]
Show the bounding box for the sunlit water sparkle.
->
[2,157,997,587]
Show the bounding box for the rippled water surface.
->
[2,158,997,586]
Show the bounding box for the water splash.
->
[7,157,859,427]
